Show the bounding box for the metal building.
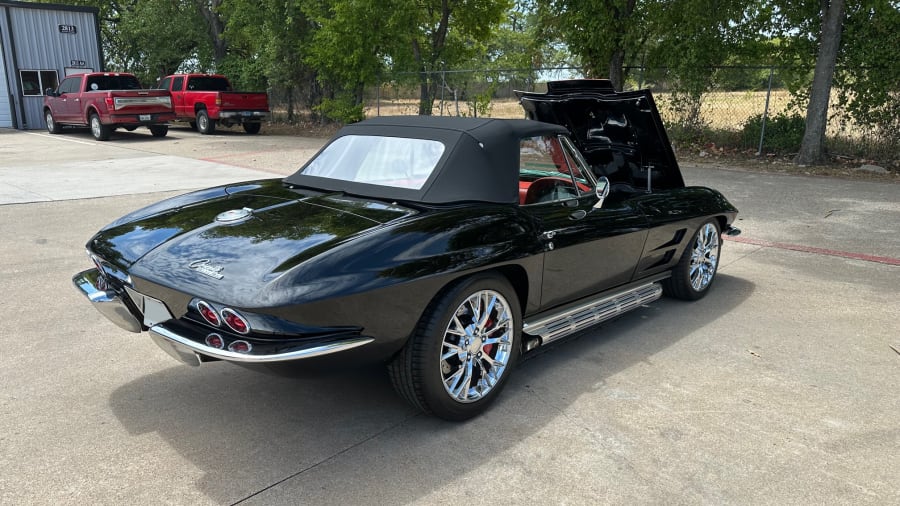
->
[1,1,102,129]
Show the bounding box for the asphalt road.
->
[1,126,898,505]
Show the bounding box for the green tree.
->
[391,0,511,115]
[302,0,395,122]
[221,0,317,121]
[795,0,845,165]
[538,0,648,90]
[759,0,899,164]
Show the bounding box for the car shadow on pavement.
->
[108,273,753,504]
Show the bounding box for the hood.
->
[89,180,415,299]
[516,79,684,189]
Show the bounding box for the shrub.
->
[741,112,805,152]
[313,96,365,124]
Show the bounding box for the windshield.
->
[299,135,445,190]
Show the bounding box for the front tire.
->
[89,113,111,141]
[45,110,61,134]
[389,273,521,421]
[663,220,721,300]
[149,125,168,137]
[196,109,216,135]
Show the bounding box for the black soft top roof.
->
[285,116,569,204]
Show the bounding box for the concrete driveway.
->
[0,126,898,505]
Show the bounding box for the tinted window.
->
[59,77,80,94]
[186,76,230,91]
[172,76,184,91]
[85,75,142,91]
[159,76,172,91]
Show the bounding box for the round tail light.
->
[197,301,221,326]
[228,340,252,353]
[205,333,225,349]
[221,308,250,334]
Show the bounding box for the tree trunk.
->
[606,0,636,92]
[796,0,845,165]
[608,48,626,91]
[199,0,227,65]
[411,39,433,115]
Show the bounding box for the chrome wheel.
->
[45,112,55,131]
[91,115,101,137]
[689,222,719,291]
[440,289,514,403]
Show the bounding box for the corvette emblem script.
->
[188,259,224,279]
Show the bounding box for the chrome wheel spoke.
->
[477,293,498,331]
[441,342,465,361]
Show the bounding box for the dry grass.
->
[363,90,797,131]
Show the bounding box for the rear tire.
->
[242,122,261,134]
[663,220,721,300]
[149,125,169,137]
[196,109,215,135]
[388,273,521,421]
[45,110,61,134]
[90,113,111,141]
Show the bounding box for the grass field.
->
[364,89,795,131]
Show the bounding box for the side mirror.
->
[593,177,610,209]
[45,88,57,97]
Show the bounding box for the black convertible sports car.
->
[74,80,739,420]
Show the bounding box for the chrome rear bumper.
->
[148,323,375,367]
[72,269,142,333]
[74,267,375,366]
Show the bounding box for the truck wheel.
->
[242,122,261,135]
[149,125,169,137]
[90,113,111,141]
[196,110,216,135]
[45,110,61,134]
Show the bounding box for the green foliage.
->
[741,112,806,152]
[313,96,366,124]
[833,0,900,146]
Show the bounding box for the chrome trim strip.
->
[219,111,269,119]
[523,282,663,345]
[148,323,374,364]
[72,268,143,333]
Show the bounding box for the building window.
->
[19,70,60,96]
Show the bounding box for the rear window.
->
[85,75,141,91]
[299,135,445,190]
[186,77,231,91]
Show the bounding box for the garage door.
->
[0,37,11,128]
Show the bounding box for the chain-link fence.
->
[359,66,898,163]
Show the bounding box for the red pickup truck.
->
[159,74,270,135]
[43,72,175,141]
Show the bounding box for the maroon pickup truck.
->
[159,74,270,135]
[43,72,175,141]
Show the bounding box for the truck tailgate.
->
[219,92,268,111]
